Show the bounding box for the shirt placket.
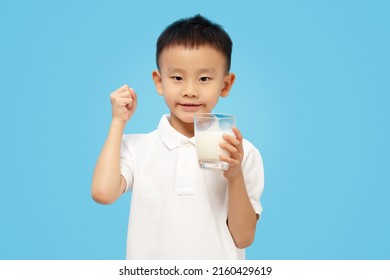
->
[175,139,196,195]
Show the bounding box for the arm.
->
[91,85,137,204]
[220,128,258,248]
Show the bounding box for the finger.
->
[118,88,132,98]
[113,97,132,107]
[111,90,129,101]
[121,97,133,106]
[129,87,137,100]
[223,134,241,148]
[114,84,129,95]
[232,127,243,142]
[220,142,239,156]
[219,154,239,165]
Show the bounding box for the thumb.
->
[129,88,137,100]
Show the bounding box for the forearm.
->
[92,120,126,204]
[227,173,257,249]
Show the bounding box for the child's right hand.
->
[109,85,137,124]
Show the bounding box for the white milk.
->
[195,131,231,162]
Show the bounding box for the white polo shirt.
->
[120,115,264,259]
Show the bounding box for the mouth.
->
[178,103,203,111]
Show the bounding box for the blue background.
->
[1,0,389,259]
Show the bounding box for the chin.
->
[181,115,196,124]
[171,112,196,124]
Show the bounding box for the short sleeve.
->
[242,141,265,218]
[120,135,135,193]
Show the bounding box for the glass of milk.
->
[194,113,236,171]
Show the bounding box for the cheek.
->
[162,81,178,94]
[161,88,177,106]
[207,94,221,108]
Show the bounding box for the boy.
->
[92,14,264,259]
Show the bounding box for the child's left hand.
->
[219,127,244,181]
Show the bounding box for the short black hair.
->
[156,14,233,72]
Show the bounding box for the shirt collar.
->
[157,115,195,150]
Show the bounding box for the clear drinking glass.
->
[194,113,236,171]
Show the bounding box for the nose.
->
[182,81,198,98]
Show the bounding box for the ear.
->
[152,70,164,96]
[220,73,236,98]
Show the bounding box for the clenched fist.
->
[110,85,137,124]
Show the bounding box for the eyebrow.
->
[197,68,216,74]
[167,68,185,73]
[167,68,216,74]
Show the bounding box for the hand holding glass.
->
[194,113,236,171]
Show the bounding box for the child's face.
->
[153,45,235,136]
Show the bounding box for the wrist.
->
[226,170,244,185]
[109,119,127,137]
[111,118,127,129]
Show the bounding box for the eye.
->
[199,77,211,82]
[171,76,183,81]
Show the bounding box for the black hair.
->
[156,14,233,72]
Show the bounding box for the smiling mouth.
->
[180,103,201,107]
[178,103,203,111]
